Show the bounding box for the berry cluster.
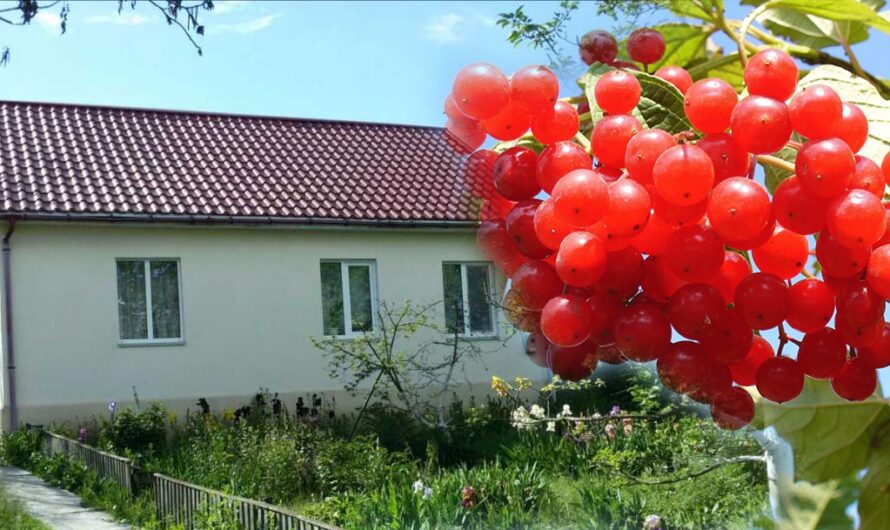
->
[444,30,890,430]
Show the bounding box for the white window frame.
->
[443,261,498,339]
[321,259,379,338]
[116,258,185,347]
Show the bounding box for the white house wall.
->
[0,221,545,428]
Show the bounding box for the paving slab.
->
[0,466,131,530]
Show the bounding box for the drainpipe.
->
[3,218,17,431]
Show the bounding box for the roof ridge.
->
[0,98,445,131]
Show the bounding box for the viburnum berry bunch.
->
[444,27,890,431]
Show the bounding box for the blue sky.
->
[2,0,889,393]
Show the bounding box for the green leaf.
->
[646,23,711,71]
[859,432,890,530]
[796,65,890,163]
[752,378,890,483]
[764,0,890,35]
[776,476,857,530]
[764,146,797,194]
[669,0,722,21]
[582,64,693,136]
[687,53,746,91]
[743,0,885,49]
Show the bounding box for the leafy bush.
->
[0,428,43,468]
[99,402,168,457]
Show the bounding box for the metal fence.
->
[41,431,136,495]
[153,473,339,530]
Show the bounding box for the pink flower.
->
[461,485,476,508]
[604,423,616,440]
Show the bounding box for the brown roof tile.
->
[0,101,478,226]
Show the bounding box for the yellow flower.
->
[222,409,236,421]
[491,376,510,397]
[514,377,532,391]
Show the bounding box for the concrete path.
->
[0,466,131,530]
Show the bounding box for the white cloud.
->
[474,13,497,27]
[85,13,154,26]
[211,1,250,15]
[423,13,464,44]
[34,11,62,33]
[210,13,280,34]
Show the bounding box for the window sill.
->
[444,333,501,342]
[118,339,186,348]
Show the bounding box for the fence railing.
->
[41,431,136,495]
[153,473,338,530]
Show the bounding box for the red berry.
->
[684,78,738,133]
[654,65,693,94]
[657,341,710,395]
[556,231,607,287]
[743,49,798,101]
[789,84,842,139]
[531,101,580,144]
[826,188,887,249]
[536,141,592,194]
[730,336,774,387]
[493,146,540,201]
[595,69,641,114]
[602,179,651,238]
[668,283,726,339]
[700,308,754,364]
[866,244,890,299]
[837,103,869,153]
[883,151,890,184]
[752,227,808,280]
[482,100,531,141]
[586,289,624,345]
[858,323,890,369]
[550,341,598,381]
[756,356,804,403]
[722,216,777,251]
[653,144,715,206]
[592,114,641,169]
[551,169,610,227]
[631,214,677,256]
[786,279,835,333]
[452,63,511,120]
[444,93,473,124]
[708,177,771,241]
[797,327,847,379]
[444,119,486,153]
[510,65,560,115]
[795,138,855,199]
[612,303,671,362]
[665,225,724,282]
[503,289,541,332]
[641,254,687,302]
[652,194,707,227]
[849,156,885,198]
[831,358,877,401]
[599,247,644,298]
[506,200,551,259]
[625,129,677,185]
[815,230,869,278]
[709,251,751,304]
[772,176,828,235]
[579,30,618,65]
[697,133,751,183]
[541,294,595,347]
[476,219,519,265]
[710,386,755,430]
[734,272,790,330]
[511,260,563,311]
[730,95,792,154]
[533,199,573,251]
[627,28,666,65]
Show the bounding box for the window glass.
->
[348,265,373,332]
[442,263,464,334]
[466,265,493,333]
[320,262,345,336]
[117,261,148,340]
[150,261,181,339]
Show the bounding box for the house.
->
[0,100,542,430]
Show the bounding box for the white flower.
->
[561,404,572,416]
[413,479,424,493]
[529,404,546,419]
[644,514,663,530]
[546,421,556,432]
[511,406,534,430]
[423,487,433,500]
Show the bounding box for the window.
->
[442,262,496,336]
[320,260,378,336]
[116,259,183,344]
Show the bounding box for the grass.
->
[0,484,50,530]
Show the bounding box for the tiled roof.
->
[0,100,478,226]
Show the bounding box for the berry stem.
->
[737,1,773,66]
[835,24,867,81]
[559,95,587,104]
[758,154,795,174]
[573,131,592,154]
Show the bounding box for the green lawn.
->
[0,485,49,530]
